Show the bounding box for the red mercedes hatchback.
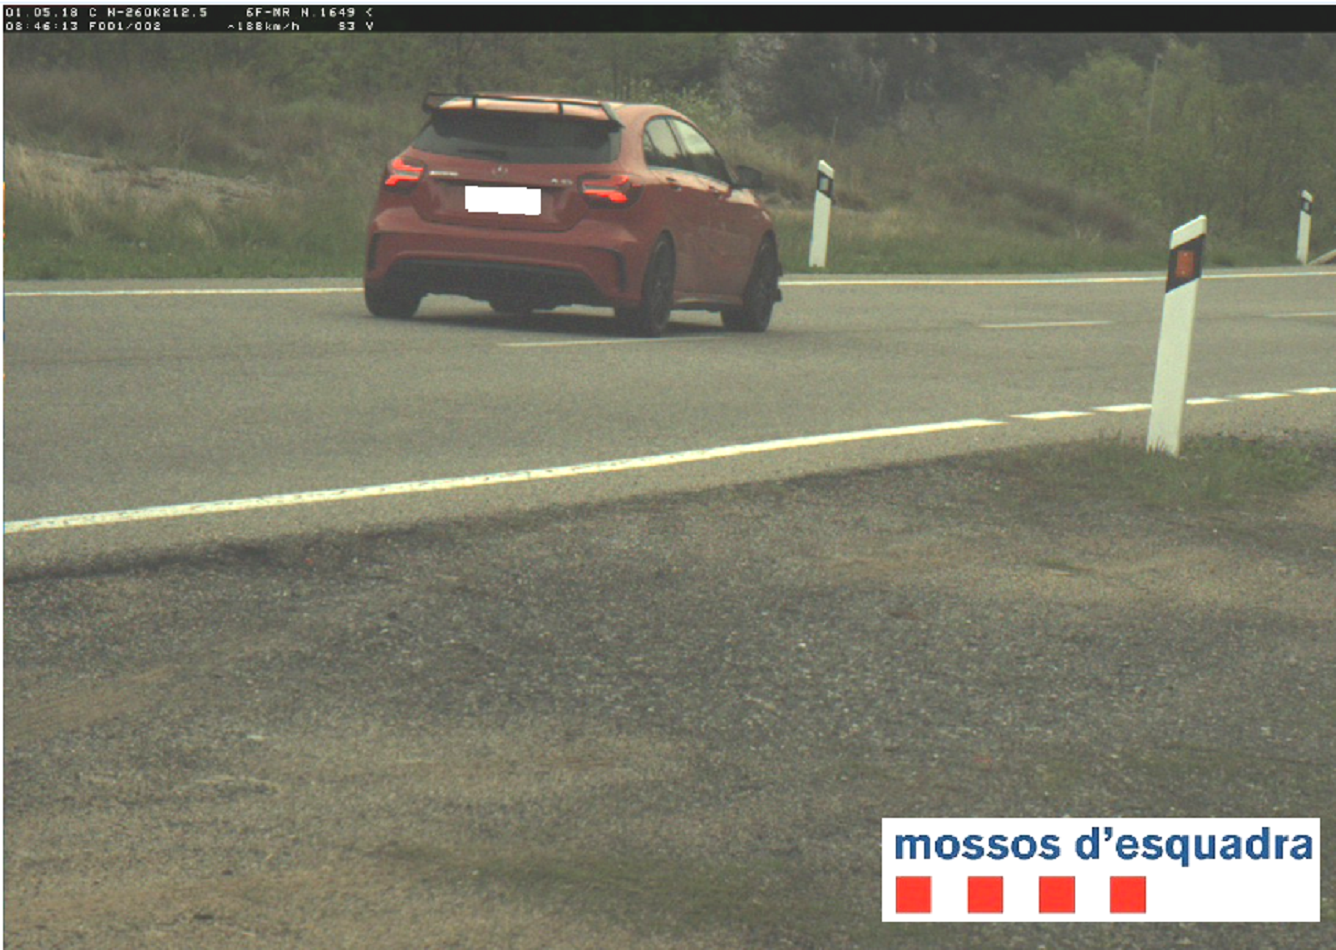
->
[364,93,781,336]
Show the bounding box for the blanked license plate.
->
[465,185,541,216]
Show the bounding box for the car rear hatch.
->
[404,95,625,233]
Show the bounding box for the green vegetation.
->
[4,33,1334,279]
[991,434,1324,510]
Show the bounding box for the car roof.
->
[611,102,690,125]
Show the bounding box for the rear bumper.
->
[366,208,640,308]
[387,259,612,307]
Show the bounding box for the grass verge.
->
[3,143,369,280]
[985,434,1325,510]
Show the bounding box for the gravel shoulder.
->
[5,442,1334,948]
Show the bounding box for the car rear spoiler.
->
[422,92,621,126]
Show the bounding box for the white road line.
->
[1186,397,1231,405]
[3,418,1005,534]
[980,320,1110,329]
[501,336,719,348]
[1009,410,1094,420]
[6,386,1332,536]
[1093,403,1153,413]
[783,277,1158,287]
[783,272,1335,288]
[8,270,1332,299]
[1268,311,1336,319]
[1205,271,1336,281]
[3,287,360,298]
[6,279,1157,297]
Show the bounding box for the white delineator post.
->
[808,160,834,268]
[1147,215,1207,457]
[1296,190,1313,265]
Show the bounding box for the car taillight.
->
[384,156,425,188]
[580,174,641,207]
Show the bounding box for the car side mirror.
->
[734,165,764,191]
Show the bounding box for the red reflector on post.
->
[1175,250,1197,280]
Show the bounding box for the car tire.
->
[364,277,422,320]
[721,237,779,333]
[617,238,675,338]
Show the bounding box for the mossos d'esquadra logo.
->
[882,817,1319,922]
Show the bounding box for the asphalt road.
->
[4,269,1335,569]
[5,269,1335,948]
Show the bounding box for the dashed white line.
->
[5,387,1331,536]
[8,270,1331,299]
[501,336,718,348]
[1009,410,1094,421]
[782,271,1336,288]
[1093,403,1153,413]
[782,277,1158,287]
[1199,271,1336,282]
[9,278,1139,298]
[980,321,1110,330]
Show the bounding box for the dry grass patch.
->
[5,143,277,240]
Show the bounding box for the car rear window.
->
[413,111,620,164]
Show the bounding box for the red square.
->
[1110,876,1147,914]
[1039,876,1076,914]
[968,876,1004,913]
[896,876,932,914]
